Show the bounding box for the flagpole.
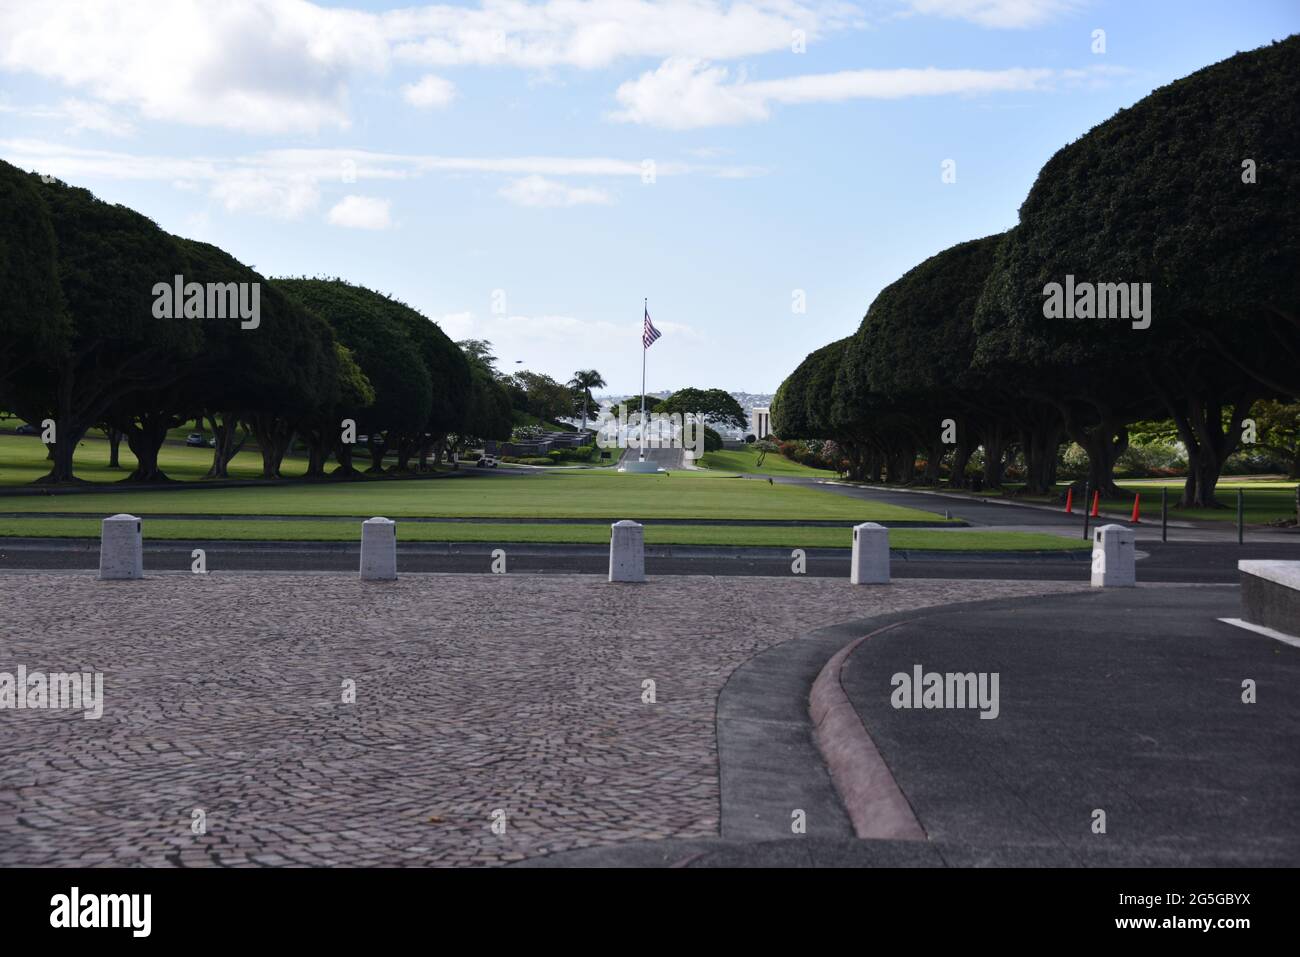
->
[639,297,647,463]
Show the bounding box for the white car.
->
[478,454,498,468]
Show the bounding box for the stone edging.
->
[809,621,927,841]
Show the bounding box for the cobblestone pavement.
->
[0,573,1085,867]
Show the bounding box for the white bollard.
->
[609,520,646,583]
[851,522,890,584]
[360,517,397,580]
[1091,523,1136,587]
[99,513,143,580]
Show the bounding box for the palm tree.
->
[568,369,606,433]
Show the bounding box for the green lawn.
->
[699,447,834,477]
[0,469,945,522]
[0,516,1083,550]
[0,430,310,484]
[854,476,1298,525]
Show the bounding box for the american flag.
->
[642,308,662,349]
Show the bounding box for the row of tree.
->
[0,162,555,483]
[772,37,1299,507]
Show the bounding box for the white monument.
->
[751,407,771,439]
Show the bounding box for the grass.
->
[0,430,310,484]
[699,447,833,477]
[0,467,948,523]
[0,516,1084,550]
[852,475,1298,525]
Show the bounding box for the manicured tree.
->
[453,363,515,457]
[568,369,607,432]
[860,234,1036,490]
[0,162,68,419]
[166,244,339,480]
[377,293,470,471]
[22,177,199,483]
[976,36,1300,507]
[295,343,376,478]
[277,279,433,474]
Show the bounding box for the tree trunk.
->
[205,411,245,479]
[107,428,123,468]
[334,442,361,478]
[366,435,386,474]
[1065,413,1127,499]
[981,423,1007,490]
[923,440,944,485]
[1167,395,1251,509]
[947,432,975,489]
[1021,422,1063,496]
[121,413,175,482]
[249,412,293,479]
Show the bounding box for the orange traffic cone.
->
[1130,493,1141,524]
[1090,490,1100,518]
[1064,487,1074,513]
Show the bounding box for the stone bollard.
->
[851,522,890,584]
[360,517,397,580]
[609,520,646,583]
[99,513,143,580]
[1091,523,1136,587]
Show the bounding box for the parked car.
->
[15,422,39,435]
[185,432,207,447]
[478,454,498,468]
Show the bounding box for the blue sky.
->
[2,0,1297,394]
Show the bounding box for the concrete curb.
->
[809,622,927,841]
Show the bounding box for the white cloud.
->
[384,0,860,70]
[0,99,136,137]
[612,57,1060,128]
[905,1,1080,29]
[0,0,388,134]
[0,140,755,220]
[326,194,393,229]
[402,73,456,108]
[0,1,860,134]
[212,169,322,219]
[498,175,612,207]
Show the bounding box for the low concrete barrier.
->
[1091,523,1136,587]
[1239,561,1300,636]
[850,522,889,584]
[609,520,646,582]
[360,517,397,580]
[99,513,143,580]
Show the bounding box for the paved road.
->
[770,476,1300,544]
[840,587,1300,865]
[2,537,1297,583]
[519,586,1300,867]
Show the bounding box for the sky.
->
[1,0,1297,395]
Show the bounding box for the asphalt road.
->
[2,537,1297,582]
[841,587,1300,865]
